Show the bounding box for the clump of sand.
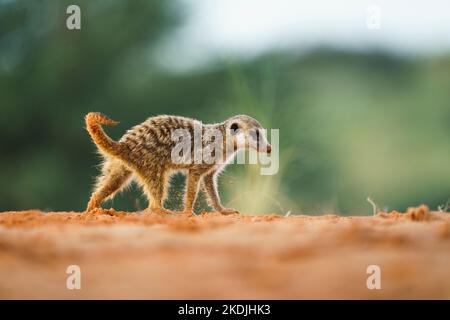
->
[377,204,438,221]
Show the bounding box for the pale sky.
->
[158,0,450,70]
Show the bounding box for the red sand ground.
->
[0,205,449,299]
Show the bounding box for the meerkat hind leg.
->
[86,160,132,212]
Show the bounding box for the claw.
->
[220,208,240,215]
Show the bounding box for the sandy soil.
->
[0,205,449,299]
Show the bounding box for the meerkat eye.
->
[230,122,239,134]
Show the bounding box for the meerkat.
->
[85,112,272,215]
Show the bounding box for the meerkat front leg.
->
[142,169,171,215]
[202,171,240,215]
[183,170,202,216]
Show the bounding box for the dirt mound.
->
[0,207,449,299]
[377,204,438,221]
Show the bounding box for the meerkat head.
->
[224,115,272,154]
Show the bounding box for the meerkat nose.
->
[266,145,272,154]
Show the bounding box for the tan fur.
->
[85,112,270,215]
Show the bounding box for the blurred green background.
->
[1,0,449,215]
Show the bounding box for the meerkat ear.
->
[230,122,239,134]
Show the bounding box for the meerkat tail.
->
[85,112,122,157]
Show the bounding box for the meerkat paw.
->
[146,207,172,215]
[86,198,100,213]
[85,206,101,214]
[181,210,195,217]
[85,207,118,216]
[219,207,240,215]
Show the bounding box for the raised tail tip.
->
[85,112,119,126]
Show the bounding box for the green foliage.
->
[1,1,449,214]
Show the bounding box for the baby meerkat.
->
[85,112,271,215]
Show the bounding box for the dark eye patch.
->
[249,129,260,141]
